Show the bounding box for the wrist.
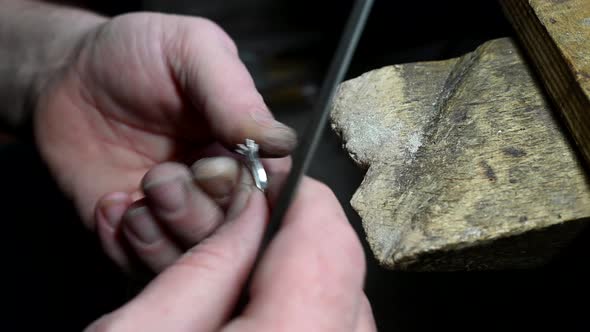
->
[26,12,108,135]
[35,13,108,82]
[0,1,108,139]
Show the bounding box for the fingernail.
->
[250,111,282,128]
[192,157,239,199]
[226,166,255,220]
[263,126,298,155]
[251,111,298,155]
[124,207,161,244]
[100,192,129,227]
[144,178,187,213]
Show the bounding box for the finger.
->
[262,156,292,206]
[191,153,291,208]
[121,199,183,273]
[192,154,292,207]
[191,157,241,208]
[191,142,238,160]
[227,178,366,331]
[166,18,297,157]
[354,295,377,332]
[141,162,225,248]
[262,156,292,175]
[95,192,134,270]
[96,182,268,332]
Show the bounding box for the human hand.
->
[96,155,289,273]
[32,12,296,230]
[85,177,376,332]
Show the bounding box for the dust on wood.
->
[330,38,590,271]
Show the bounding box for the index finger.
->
[227,178,367,331]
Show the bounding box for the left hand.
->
[32,12,296,233]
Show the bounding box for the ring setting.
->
[236,139,268,192]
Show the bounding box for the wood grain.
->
[330,38,590,270]
[501,0,590,167]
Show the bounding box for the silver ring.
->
[236,139,268,191]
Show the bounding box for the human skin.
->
[0,1,376,330]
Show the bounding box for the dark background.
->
[2,1,589,331]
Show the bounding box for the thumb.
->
[87,188,268,332]
[167,17,297,156]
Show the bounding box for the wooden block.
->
[330,38,590,271]
[501,0,590,167]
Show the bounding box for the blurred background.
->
[3,0,589,330]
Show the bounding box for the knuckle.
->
[164,17,238,86]
[183,213,221,241]
[304,178,337,203]
[192,17,238,53]
[182,194,225,241]
[142,162,191,186]
[192,17,221,32]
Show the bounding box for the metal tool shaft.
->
[260,0,374,254]
[233,1,374,314]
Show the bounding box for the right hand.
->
[86,175,376,332]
